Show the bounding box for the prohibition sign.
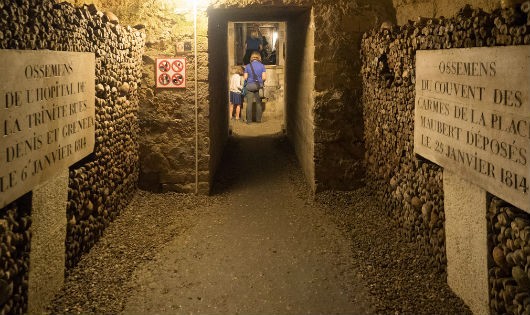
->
[172,73,184,86]
[158,60,170,72]
[156,57,186,88]
[158,73,170,86]
[172,60,184,72]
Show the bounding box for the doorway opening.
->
[227,21,286,130]
[208,7,314,192]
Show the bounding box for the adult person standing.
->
[243,30,262,65]
[243,51,266,124]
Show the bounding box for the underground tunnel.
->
[1,0,530,314]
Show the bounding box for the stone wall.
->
[213,0,395,192]
[312,0,396,192]
[362,26,446,272]
[0,196,31,315]
[0,0,144,312]
[263,66,285,121]
[88,0,396,194]
[361,3,530,315]
[65,1,217,192]
[286,8,315,190]
[488,198,530,315]
[89,1,211,194]
[64,4,144,269]
[392,0,501,25]
[208,8,229,191]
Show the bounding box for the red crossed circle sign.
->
[158,60,170,72]
[172,60,184,72]
[172,73,184,86]
[158,73,170,86]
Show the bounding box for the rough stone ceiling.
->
[208,7,310,21]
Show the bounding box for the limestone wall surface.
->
[286,8,315,190]
[361,3,530,314]
[94,0,212,194]
[311,0,395,191]
[0,0,144,312]
[392,0,501,25]
[85,0,396,194]
[263,66,285,121]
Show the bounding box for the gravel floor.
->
[46,192,224,314]
[46,120,472,315]
[122,127,374,314]
[312,189,472,315]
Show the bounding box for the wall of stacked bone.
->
[0,0,145,313]
[361,2,530,315]
[0,199,31,315]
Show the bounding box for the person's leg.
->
[235,105,241,120]
[234,94,242,120]
[243,50,251,65]
[240,94,244,119]
[255,93,262,122]
[246,93,255,124]
[229,91,235,119]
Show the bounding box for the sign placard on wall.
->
[0,50,96,207]
[414,46,530,212]
[156,57,186,88]
[176,42,184,53]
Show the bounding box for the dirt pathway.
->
[123,120,375,314]
[48,119,470,315]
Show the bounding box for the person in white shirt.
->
[229,66,244,121]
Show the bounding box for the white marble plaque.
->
[414,46,530,212]
[0,50,95,207]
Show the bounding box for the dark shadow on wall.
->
[375,0,397,25]
[208,9,230,195]
[285,8,313,190]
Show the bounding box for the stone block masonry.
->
[97,0,396,194]
[311,0,396,192]
[130,2,211,194]
[361,2,530,315]
[0,0,145,313]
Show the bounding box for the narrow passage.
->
[123,120,375,314]
[48,120,471,315]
